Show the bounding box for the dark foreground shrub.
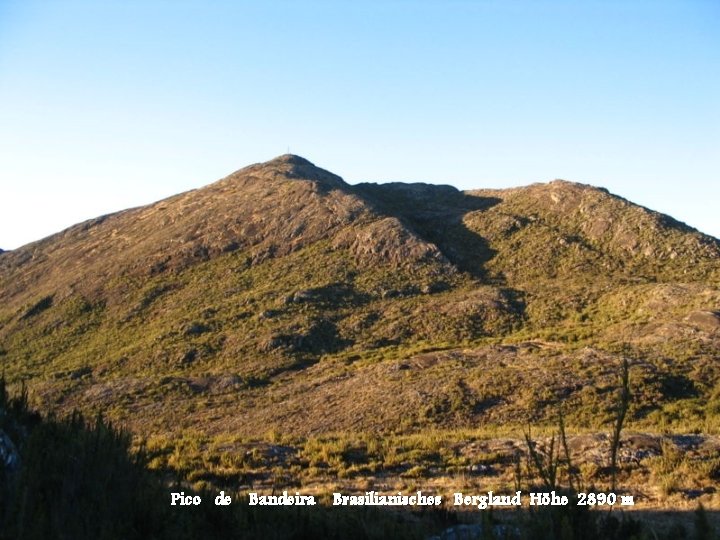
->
[0,379,425,540]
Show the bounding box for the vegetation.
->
[2,380,719,539]
[1,155,719,529]
[0,378,435,539]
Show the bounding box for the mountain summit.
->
[0,156,718,438]
[245,153,349,189]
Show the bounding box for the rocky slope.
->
[0,155,718,440]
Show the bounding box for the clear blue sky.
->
[1,1,718,249]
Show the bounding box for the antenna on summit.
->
[287,145,290,155]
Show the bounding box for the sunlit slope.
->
[0,156,718,436]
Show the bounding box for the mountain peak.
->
[236,154,348,191]
[268,153,315,166]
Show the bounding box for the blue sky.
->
[1,1,718,249]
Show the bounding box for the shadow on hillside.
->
[352,183,502,282]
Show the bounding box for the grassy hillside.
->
[1,155,719,511]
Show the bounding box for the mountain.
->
[1,155,719,443]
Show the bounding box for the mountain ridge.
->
[0,155,718,443]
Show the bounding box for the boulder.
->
[686,310,720,331]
